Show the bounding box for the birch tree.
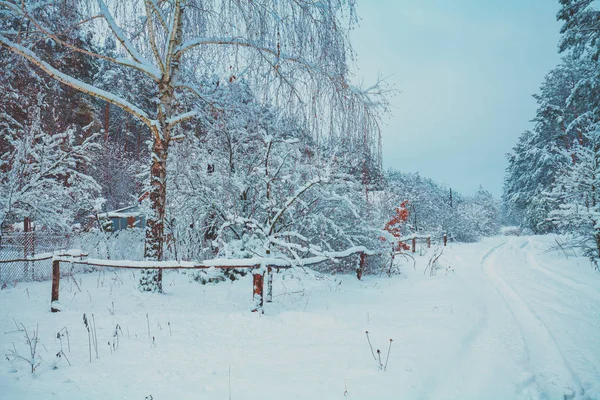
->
[0,0,388,291]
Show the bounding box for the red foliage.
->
[382,200,410,251]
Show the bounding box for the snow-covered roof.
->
[97,205,142,219]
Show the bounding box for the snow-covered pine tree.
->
[558,1,600,61]
[469,186,501,238]
[503,57,592,233]
[548,117,600,264]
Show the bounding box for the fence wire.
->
[0,230,147,286]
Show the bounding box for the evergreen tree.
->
[548,124,600,264]
[503,57,592,232]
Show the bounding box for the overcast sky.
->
[351,0,562,197]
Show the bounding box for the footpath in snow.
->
[0,235,599,399]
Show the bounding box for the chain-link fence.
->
[0,230,146,286]
[0,232,70,284]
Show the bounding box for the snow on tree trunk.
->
[139,6,183,292]
[139,135,168,292]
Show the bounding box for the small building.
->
[97,204,146,231]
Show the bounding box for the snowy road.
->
[0,235,599,399]
[425,236,600,400]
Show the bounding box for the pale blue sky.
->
[351,0,562,197]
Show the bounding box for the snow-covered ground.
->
[1,235,599,399]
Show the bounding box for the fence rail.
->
[1,230,447,288]
[0,246,373,313]
[397,234,448,252]
[0,230,147,286]
[0,232,72,285]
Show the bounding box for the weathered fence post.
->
[356,252,366,280]
[252,270,264,313]
[412,237,416,253]
[427,237,431,248]
[24,217,33,279]
[443,234,447,247]
[51,259,60,312]
[266,267,273,303]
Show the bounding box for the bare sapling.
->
[69,271,82,293]
[4,318,24,334]
[425,248,444,276]
[5,323,41,373]
[389,252,416,275]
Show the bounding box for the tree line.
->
[1,1,501,290]
[504,0,600,266]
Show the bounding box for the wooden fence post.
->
[412,237,416,253]
[252,270,264,313]
[51,259,60,312]
[427,237,431,248]
[24,217,33,279]
[356,252,366,280]
[266,267,273,303]
[443,234,447,247]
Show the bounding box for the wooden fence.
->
[398,234,447,252]
[0,247,375,313]
[0,236,448,313]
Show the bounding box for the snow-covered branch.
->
[0,35,157,129]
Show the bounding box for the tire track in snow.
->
[483,238,585,399]
[418,240,515,399]
[523,239,600,303]
[519,239,600,397]
[480,240,547,399]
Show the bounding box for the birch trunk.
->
[139,134,168,292]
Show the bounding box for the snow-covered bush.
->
[0,96,100,234]
[165,84,386,274]
[380,171,500,244]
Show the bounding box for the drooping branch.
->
[0,3,160,81]
[96,0,159,78]
[268,175,328,236]
[0,34,156,129]
[165,111,198,129]
[176,37,321,73]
